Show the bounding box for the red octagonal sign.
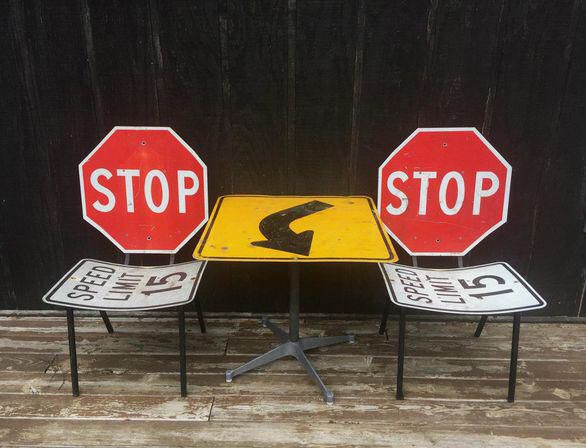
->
[79,127,208,253]
[378,128,511,256]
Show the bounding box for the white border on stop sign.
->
[377,127,512,257]
[78,126,209,254]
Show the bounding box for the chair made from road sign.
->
[41,126,209,397]
[42,254,207,397]
[376,128,546,402]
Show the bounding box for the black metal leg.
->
[508,313,521,403]
[379,300,390,335]
[178,308,187,397]
[195,299,206,334]
[100,311,114,334]
[66,308,79,397]
[396,308,406,400]
[289,263,300,342]
[474,315,488,337]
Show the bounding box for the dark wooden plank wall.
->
[0,0,584,315]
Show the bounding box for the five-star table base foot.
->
[225,318,355,404]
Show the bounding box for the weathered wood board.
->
[0,313,585,447]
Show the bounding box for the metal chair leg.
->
[66,308,80,397]
[474,315,488,337]
[178,308,187,397]
[508,313,521,403]
[396,308,406,400]
[195,300,206,334]
[100,311,114,334]
[379,300,390,335]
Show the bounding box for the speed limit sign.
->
[42,259,206,311]
[379,262,546,315]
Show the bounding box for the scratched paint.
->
[193,195,398,262]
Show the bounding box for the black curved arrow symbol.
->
[251,201,334,256]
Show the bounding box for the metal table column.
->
[225,263,355,404]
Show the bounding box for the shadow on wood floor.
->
[0,312,585,447]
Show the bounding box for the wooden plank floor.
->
[0,312,585,447]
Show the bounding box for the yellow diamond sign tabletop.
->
[193,195,398,262]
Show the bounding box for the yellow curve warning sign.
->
[193,195,398,262]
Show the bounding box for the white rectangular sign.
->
[43,259,206,311]
[379,262,546,315]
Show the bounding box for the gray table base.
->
[224,263,355,404]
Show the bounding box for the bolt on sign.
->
[42,259,206,311]
[193,195,398,262]
[379,262,546,314]
[378,128,511,256]
[79,127,208,253]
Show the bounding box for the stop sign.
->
[79,127,208,253]
[378,128,511,256]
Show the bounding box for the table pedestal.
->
[225,263,355,404]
